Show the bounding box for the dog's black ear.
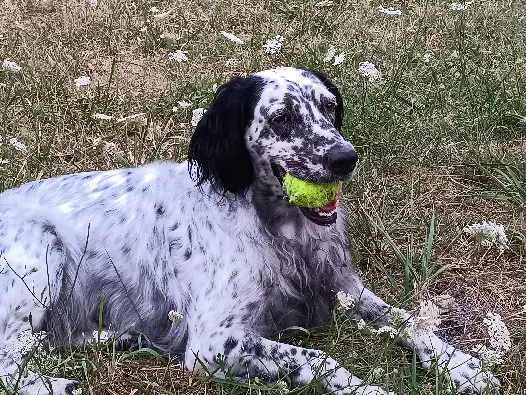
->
[303,69,344,131]
[188,75,264,194]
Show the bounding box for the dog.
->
[0,67,498,394]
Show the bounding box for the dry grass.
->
[1,0,525,393]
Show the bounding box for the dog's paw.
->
[20,377,81,395]
[442,352,500,394]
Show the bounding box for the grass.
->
[1,0,525,393]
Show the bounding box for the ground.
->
[0,0,525,394]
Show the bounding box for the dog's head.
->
[188,67,358,226]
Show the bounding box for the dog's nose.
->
[326,145,359,178]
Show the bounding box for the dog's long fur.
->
[0,67,498,395]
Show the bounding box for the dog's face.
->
[246,68,357,226]
[188,67,358,226]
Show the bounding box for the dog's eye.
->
[272,114,289,124]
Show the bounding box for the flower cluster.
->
[263,35,285,54]
[423,53,433,63]
[2,59,22,72]
[168,50,188,63]
[471,312,511,366]
[168,310,183,324]
[116,113,148,126]
[220,31,244,44]
[336,291,355,311]
[92,329,111,342]
[74,76,91,88]
[377,325,398,338]
[323,45,345,66]
[173,100,192,112]
[405,300,441,338]
[463,221,508,251]
[314,0,333,6]
[9,137,28,153]
[358,61,381,82]
[375,303,441,341]
[378,6,402,16]
[450,1,473,10]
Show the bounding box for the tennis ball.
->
[282,173,339,208]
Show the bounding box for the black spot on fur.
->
[184,249,192,260]
[467,361,478,370]
[223,337,238,355]
[156,204,165,216]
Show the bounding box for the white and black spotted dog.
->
[0,67,498,395]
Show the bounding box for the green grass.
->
[1,0,525,394]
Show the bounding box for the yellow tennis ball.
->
[282,174,339,208]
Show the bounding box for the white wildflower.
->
[225,58,238,68]
[378,6,402,15]
[116,113,147,126]
[315,0,334,6]
[2,59,22,72]
[263,35,284,54]
[211,83,219,93]
[377,325,398,338]
[168,310,183,323]
[471,312,510,366]
[357,319,367,330]
[418,300,441,331]
[153,11,172,20]
[336,291,355,311]
[191,108,207,127]
[423,53,432,63]
[168,50,188,63]
[172,100,192,112]
[358,61,381,82]
[92,329,111,342]
[390,307,407,323]
[72,388,83,395]
[463,221,508,251]
[149,6,160,13]
[0,159,9,165]
[484,313,511,353]
[333,51,345,66]
[9,138,27,153]
[92,113,114,121]
[74,76,91,88]
[139,25,147,33]
[275,380,289,394]
[405,301,441,338]
[450,1,473,10]
[323,45,336,63]
[220,31,244,44]
[85,0,97,6]
[471,344,503,365]
[371,366,385,379]
[177,100,192,108]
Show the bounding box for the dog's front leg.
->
[184,327,393,395]
[347,286,500,394]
